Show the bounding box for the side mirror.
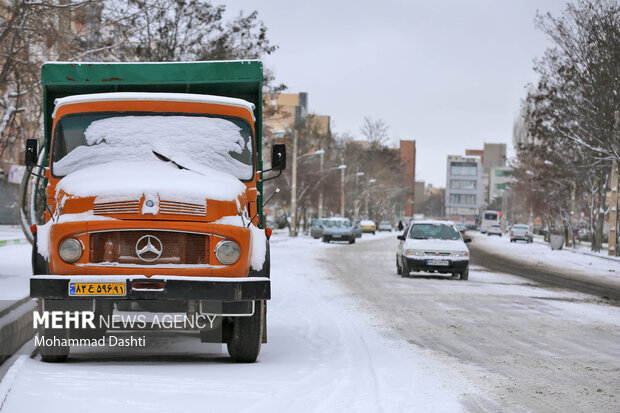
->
[464,238,472,243]
[25,138,38,167]
[271,144,286,170]
[397,235,405,241]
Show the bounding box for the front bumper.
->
[31,275,270,301]
[404,257,469,273]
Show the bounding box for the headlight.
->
[215,240,241,265]
[405,249,424,257]
[451,251,469,257]
[59,238,83,263]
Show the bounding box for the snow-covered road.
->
[0,232,618,412]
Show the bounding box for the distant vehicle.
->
[510,224,533,243]
[487,224,503,236]
[322,218,356,244]
[352,221,363,238]
[396,220,471,280]
[481,210,501,233]
[378,221,392,232]
[455,223,467,233]
[360,220,376,234]
[310,219,325,239]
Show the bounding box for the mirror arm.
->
[27,164,46,180]
[261,168,282,182]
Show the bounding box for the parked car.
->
[510,224,533,243]
[322,218,356,244]
[360,219,376,234]
[353,220,363,238]
[378,221,392,232]
[310,219,325,239]
[396,220,471,280]
[487,224,503,236]
[455,223,467,233]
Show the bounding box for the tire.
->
[401,259,410,277]
[39,328,70,363]
[322,235,330,243]
[372,231,375,235]
[396,256,402,275]
[460,266,469,281]
[348,237,355,244]
[31,232,49,275]
[227,300,264,363]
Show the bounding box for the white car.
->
[487,224,503,236]
[510,224,533,243]
[396,220,471,280]
[377,221,392,232]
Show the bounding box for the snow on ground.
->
[0,243,31,300]
[0,226,25,242]
[471,232,619,284]
[0,231,476,412]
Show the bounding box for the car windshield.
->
[408,223,461,240]
[380,221,390,225]
[324,220,351,228]
[52,113,254,180]
[514,225,528,230]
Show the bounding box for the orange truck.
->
[25,61,285,362]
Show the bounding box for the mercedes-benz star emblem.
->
[135,235,163,262]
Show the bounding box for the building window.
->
[450,163,477,176]
[495,169,512,177]
[450,180,476,190]
[449,194,476,205]
[494,183,507,190]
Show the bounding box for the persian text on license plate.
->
[426,259,449,266]
[69,282,126,296]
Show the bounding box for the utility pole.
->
[290,130,298,236]
[58,0,72,60]
[318,149,324,218]
[340,163,346,217]
[609,112,619,256]
[567,182,576,248]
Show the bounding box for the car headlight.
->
[59,238,83,263]
[215,240,241,265]
[405,249,424,257]
[451,251,469,257]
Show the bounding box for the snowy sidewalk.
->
[470,232,620,295]
[0,226,28,247]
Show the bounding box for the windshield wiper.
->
[152,150,187,170]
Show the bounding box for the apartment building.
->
[445,155,482,225]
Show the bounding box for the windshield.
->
[408,223,461,240]
[324,220,351,228]
[514,225,528,230]
[484,212,498,220]
[52,113,254,180]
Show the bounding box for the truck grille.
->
[89,230,208,265]
[94,200,140,215]
[160,200,206,216]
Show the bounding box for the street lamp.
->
[336,164,347,217]
[290,140,324,237]
[365,178,376,219]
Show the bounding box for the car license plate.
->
[426,259,449,266]
[69,282,126,296]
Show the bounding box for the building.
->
[445,155,482,225]
[399,140,416,217]
[413,181,425,214]
[264,92,308,134]
[488,166,514,204]
[465,143,507,207]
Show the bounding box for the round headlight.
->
[59,238,83,263]
[215,240,241,265]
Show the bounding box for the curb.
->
[0,298,36,364]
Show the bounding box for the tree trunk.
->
[592,174,608,252]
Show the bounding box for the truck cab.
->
[26,61,285,363]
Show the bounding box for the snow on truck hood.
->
[56,160,247,204]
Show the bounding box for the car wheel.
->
[322,236,329,243]
[39,328,70,363]
[349,237,355,244]
[460,266,469,281]
[396,256,402,275]
[401,259,410,277]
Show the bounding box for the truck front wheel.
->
[227,300,264,363]
[39,328,70,362]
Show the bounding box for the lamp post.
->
[365,178,376,219]
[337,164,347,216]
[290,144,325,237]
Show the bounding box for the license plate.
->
[69,282,126,296]
[426,259,449,266]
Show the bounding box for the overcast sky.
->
[225,0,567,187]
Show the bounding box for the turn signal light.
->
[265,228,272,239]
